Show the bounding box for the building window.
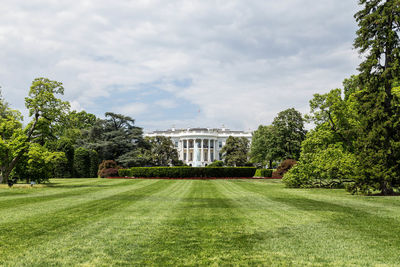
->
[175,141,178,147]
[184,153,187,161]
[211,153,214,162]
[210,140,214,148]
[203,140,208,148]
[219,141,222,148]
[204,152,208,162]
[184,140,187,148]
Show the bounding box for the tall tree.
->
[352,0,400,194]
[79,112,146,162]
[272,108,306,160]
[142,136,180,166]
[250,125,279,168]
[220,136,250,166]
[0,78,69,183]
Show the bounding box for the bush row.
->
[254,169,273,177]
[118,167,256,178]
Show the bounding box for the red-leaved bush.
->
[272,159,297,177]
[98,160,121,178]
[99,168,121,178]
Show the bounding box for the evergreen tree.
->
[352,0,400,194]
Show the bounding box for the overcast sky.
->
[0,0,361,131]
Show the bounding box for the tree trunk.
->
[381,181,394,195]
[2,113,39,183]
[0,168,9,184]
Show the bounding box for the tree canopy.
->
[220,136,250,167]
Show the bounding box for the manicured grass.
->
[0,179,400,266]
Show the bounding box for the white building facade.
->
[145,127,252,167]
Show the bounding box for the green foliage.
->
[306,88,358,152]
[89,150,99,178]
[78,112,146,163]
[140,136,179,167]
[220,136,249,166]
[254,169,273,177]
[283,143,358,189]
[271,108,306,160]
[118,169,131,177]
[73,147,92,178]
[250,125,279,167]
[351,0,400,195]
[1,78,69,183]
[54,137,75,178]
[13,143,67,182]
[206,160,224,167]
[119,167,256,178]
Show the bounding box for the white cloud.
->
[114,103,148,117]
[0,0,361,130]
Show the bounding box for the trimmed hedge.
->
[118,167,256,178]
[254,169,273,177]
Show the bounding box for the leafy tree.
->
[283,129,358,188]
[220,136,249,166]
[79,112,145,162]
[306,88,359,152]
[141,136,179,166]
[351,0,400,194]
[0,78,69,183]
[250,125,279,168]
[13,143,67,183]
[272,108,306,160]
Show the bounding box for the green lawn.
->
[1,179,400,266]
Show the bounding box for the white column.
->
[186,139,189,163]
[214,139,218,160]
[180,140,184,161]
[207,139,211,163]
[200,139,203,164]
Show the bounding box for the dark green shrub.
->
[124,167,256,178]
[89,150,99,178]
[55,137,75,178]
[254,169,273,177]
[74,147,91,178]
[206,161,224,167]
[119,169,132,177]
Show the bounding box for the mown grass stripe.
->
[117,180,262,266]
[0,179,135,210]
[2,180,193,266]
[0,179,170,262]
[231,180,400,266]
[0,179,148,225]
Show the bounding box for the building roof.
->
[147,127,251,135]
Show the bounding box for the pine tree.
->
[352,0,400,195]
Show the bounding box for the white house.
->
[145,127,252,167]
